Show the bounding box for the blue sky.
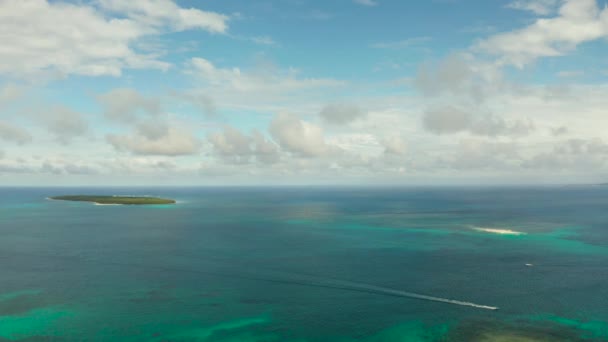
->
[1,0,608,185]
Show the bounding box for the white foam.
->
[290,276,500,311]
[472,227,526,236]
[379,288,499,310]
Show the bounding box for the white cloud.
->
[0,121,32,145]
[172,92,217,117]
[250,36,277,46]
[523,138,608,170]
[107,125,200,156]
[0,156,100,176]
[551,126,569,136]
[185,57,345,110]
[96,89,205,157]
[423,106,473,134]
[208,126,280,164]
[136,120,170,140]
[308,10,333,20]
[438,139,522,171]
[43,106,89,144]
[98,0,229,33]
[414,53,503,102]
[382,136,407,156]
[97,88,161,122]
[3,0,608,184]
[0,160,33,174]
[0,0,229,77]
[422,106,534,137]
[354,0,378,6]
[269,113,332,158]
[0,84,24,106]
[477,0,608,68]
[40,158,100,175]
[506,0,559,15]
[326,133,382,159]
[371,37,432,49]
[188,57,344,94]
[557,70,584,78]
[319,103,367,125]
[107,156,179,174]
[470,116,535,137]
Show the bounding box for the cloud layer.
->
[1,0,608,185]
[0,0,228,77]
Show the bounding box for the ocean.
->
[1,186,608,341]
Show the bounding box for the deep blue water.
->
[1,186,608,341]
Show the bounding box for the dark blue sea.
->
[2,186,608,341]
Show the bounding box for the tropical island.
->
[50,195,176,205]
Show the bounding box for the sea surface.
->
[1,186,608,341]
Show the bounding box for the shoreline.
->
[48,195,176,206]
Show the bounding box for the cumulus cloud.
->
[0,121,32,145]
[476,0,608,68]
[382,136,407,156]
[434,139,522,171]
[414,51,536,139]
[178,53,352,117]
[423,106,473,134]
[0,161,34,174]
[414,53,502,102]
[62,163,99,175]
[173,92,217,117]
[43,106,88,144]
[506,0,559,15]
[551,126,569,136]
[185,57,345,110]
[188,57,344,94]
[97,88,203,157]
[0,84,24,106]
[98,0,229,33]
[422,106,534,137]
[107,125,200,156]
[269,113,332,157]
[470,116,535,137]
[523,138,608,170]
[97,88,161,122]
[208,126,280,164]
[106,156,179,174]
[0,0,229,77]
[319,103,367,125]
[3,0,607,184]
[136,120,170,140]
[0,157,99,175]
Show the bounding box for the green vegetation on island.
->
[50,195,176,205]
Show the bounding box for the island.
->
[50,195,176,205]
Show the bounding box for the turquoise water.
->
[1,187,608,341]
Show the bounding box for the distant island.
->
[50,195,176,205]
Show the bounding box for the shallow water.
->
[1,186,608,341]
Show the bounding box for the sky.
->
[1,0,608,186]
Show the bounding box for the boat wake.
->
[252,272,499,311]
[6,251,498,311]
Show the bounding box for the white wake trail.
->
[268,274,499,311]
